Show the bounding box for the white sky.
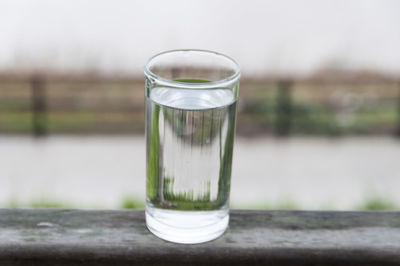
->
[0,0,399,76]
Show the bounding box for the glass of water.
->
[144,49,240,244]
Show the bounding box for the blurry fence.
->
[397,82,400,136]
[240,78,400,137]
[31,75,47,136]
[0,75,399,137]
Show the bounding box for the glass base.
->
[145,206,229,244]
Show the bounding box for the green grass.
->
[357,196,399,211]
[0,112,32,133]
[120,196,145,209]
[1,195,399,211]
[3,199,73,209]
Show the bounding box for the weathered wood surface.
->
[0,209,399,265]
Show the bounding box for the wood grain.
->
[0,209,399,265]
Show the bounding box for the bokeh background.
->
[1,0,400,210]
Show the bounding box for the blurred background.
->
[1,0,400,210]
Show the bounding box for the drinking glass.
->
[144,49,240,244]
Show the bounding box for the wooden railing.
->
[0,209,399,265]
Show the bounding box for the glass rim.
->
[144,49,241,89]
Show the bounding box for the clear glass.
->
[144,49,240,244]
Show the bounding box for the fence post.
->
[275,80,292,136]
[31,74,47,137]
[397,82,400,137]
